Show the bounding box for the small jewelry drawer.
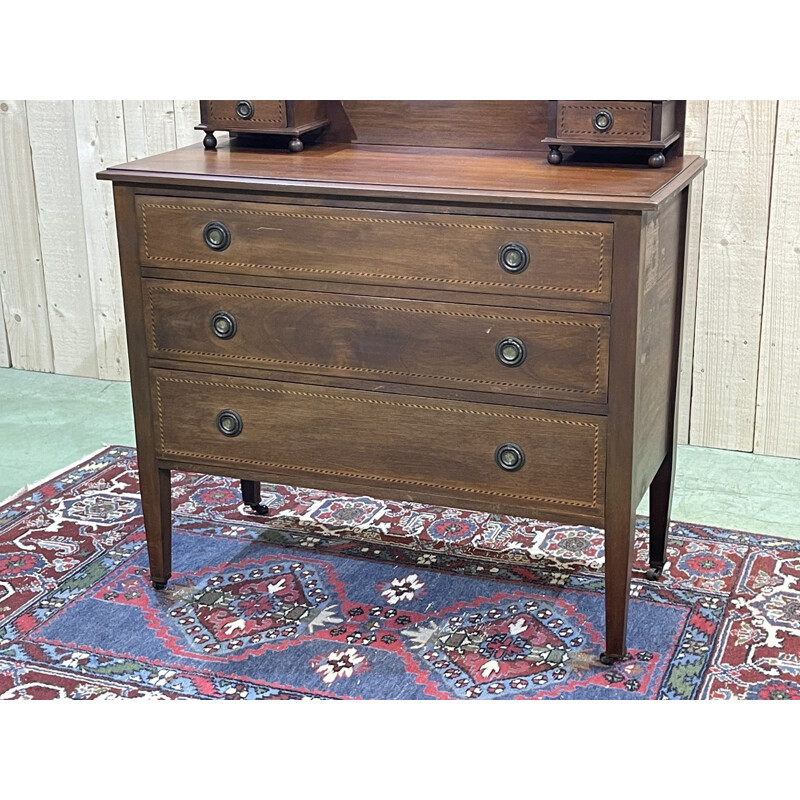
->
[202,100,288,128]
[555,101,655,142]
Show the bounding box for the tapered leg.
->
[241,479,269,516]
[647,448,675,580]
[601,499,637,664]
[140,465,172,590]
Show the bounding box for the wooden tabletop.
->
[98,140,706,210]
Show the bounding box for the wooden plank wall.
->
[0,100,797,458]
[0,100,204,382]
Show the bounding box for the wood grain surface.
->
[754,101,800,457]
[136,195,614,303]
[690,101,777,451]
[0,100,54,372]
[73,100,130,380]
[27,101,98,378]
[100,139,705,210]
[152,368,607,518]
[143,278,611,403]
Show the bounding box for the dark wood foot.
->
[203,131,217,150]
[547,145,563,165]
[648,448,675,579]
[645,564,664,581]
[141,466,172,590]
[648,151,666,168]
[603,479,636,662]
[599,651,628,666]
[288,137,304,153]
[241,479,269,516]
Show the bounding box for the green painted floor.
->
[1,368,798,540]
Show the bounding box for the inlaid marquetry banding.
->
[139,203,608,297]
[207,101,286,125]
[145,284,606,397]
[559,104,650,137]
[153,374,601,509]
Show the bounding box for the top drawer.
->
[135,196,613,304]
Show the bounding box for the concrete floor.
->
[1,368,798,540]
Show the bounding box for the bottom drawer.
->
[152,369,606,518]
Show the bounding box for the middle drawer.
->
[144,279,610,403]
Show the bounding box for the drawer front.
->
[136,197,613,304]
[144,279,610,402]
[152,369,606,516]
[556,101,653,142]
[205,100,287,129]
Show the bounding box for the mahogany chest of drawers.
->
[99,101,705,664]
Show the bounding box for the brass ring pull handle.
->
[498,242,530,274]
[210,311,237,340]
[495,336,526,367]
[203,221,231,251]
[592,109,614,132]
[235,100,255,120]
[216,409,243,437]
[495,442,525,472]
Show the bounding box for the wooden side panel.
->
[689,101,777,451]
[27,101,99,378]
[122,100,178,161]
[173,100,204,148]
[754,100,800,457]
[634,192,686,498]
[677,100,709,444]
[73,100,130,380]
[0,100,54,372]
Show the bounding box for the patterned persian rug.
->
[1,446,798,700]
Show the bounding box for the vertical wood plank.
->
[0,280,10,367]
[122,100,177,161]
[27,100,99,379]
[173,100,204,148]
[0,100,54,372]
[74,100,130,381]
[676,100,709,444]
[754,100,800,457]
[689,100,777,452]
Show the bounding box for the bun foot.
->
[288,137,304,153]
[547,146,563,165]
[203,132,217,150]
[648,151,666,168]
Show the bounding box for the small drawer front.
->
[144,279,610,402]
[136,196,613,304]
[152,369,606,516]
[557,101,653,142]
[204,100,287,129]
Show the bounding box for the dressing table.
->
[99,101,705,663]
